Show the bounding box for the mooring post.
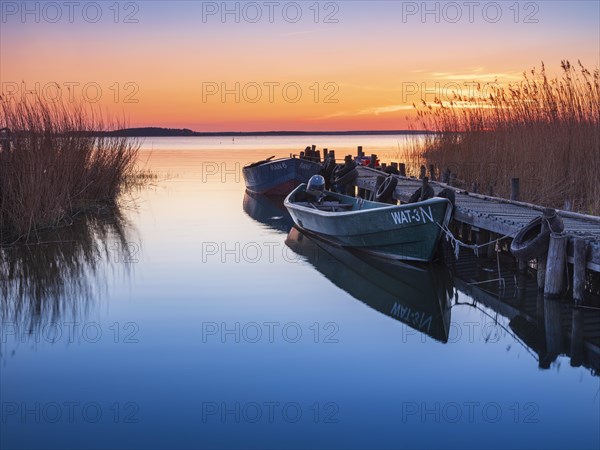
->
[471,181,479,193]
[315,150,321,163]
[419,165,426,180]
[544,294,564,362]
[487,234,497,258]
[570,307,584,367]
[323,148,328,160]
[573,238,587,304]
[399,163,406,177]
[328,150,335,163]
[449,173,457,187]
[369,154,377,168]
[345,182,355,197]
[428,164,436,181]
[419,177,429,202]
[518,258,528,273]
[537,255,547,291]
[357,146,364,157]
[381,163,387,170]
[488,183,494,197]
[442,168,450,184]
[544,232,568,298]
[300,151,305,159]
[391,162,398,174]
[510,178,520,201]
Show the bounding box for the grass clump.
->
[0,98,141,242]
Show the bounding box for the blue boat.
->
[242,156,322,195]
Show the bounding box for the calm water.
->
[1,136,599,450]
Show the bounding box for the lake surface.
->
[1,136,599,450]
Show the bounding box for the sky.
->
[1,0,599,131]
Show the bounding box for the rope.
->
[436,222,518,260]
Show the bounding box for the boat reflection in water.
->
[242,191,295,234]
[285,227,454,343]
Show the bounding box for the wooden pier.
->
[353,164,600,270]
[301,145,600,301]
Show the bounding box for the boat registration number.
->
[390,206,434,225]
[270,162,288,171]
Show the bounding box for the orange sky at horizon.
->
[1,1,598,131]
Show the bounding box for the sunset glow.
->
[1,1,599,131]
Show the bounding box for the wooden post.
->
[419,177,429,201]
[563,199,572,211]
[537,255,547,291]
[570,307,584,367]
[345,183,355,197]
[573,238,587,304]
[369,154,377,168]
[449,173,457,187]
[315,150,321,163]
[487,232,496,258]
[477,230,489,258]
[544,296,564,361]
[328,150,335,162]
[419,165,426,180]
[391,162,398,173]
[429,164,436,181]
[311,144,316,152]
[399,163,406,177]
[471,181,479,193]
[544,232,568,298]
[323,148,328,160]
[381,163,387,170]
[510,178,520,201]
[442,168,450,184]
[488,184,494,197]
[357,146,364,157]
[300,151,305,159]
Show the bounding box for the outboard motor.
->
[306,175,326,202]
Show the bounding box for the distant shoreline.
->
[101,127,427,137]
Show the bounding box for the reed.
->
[409,61,600,214]
[0,98,141,242]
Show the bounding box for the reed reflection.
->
[0,206,137,346]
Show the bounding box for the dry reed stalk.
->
[408,61,600,214]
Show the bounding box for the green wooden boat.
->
[284,178,453,262]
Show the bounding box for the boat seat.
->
[297,201,354,212]
[311,202,354,212]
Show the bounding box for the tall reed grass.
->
[0,99,140,242]
[409,61,600,215]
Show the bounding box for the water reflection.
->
[242,191,294,234]
[452,256,600,376]
[285,227,453,342]
[0,207,137,345]
[285,225,600,374]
